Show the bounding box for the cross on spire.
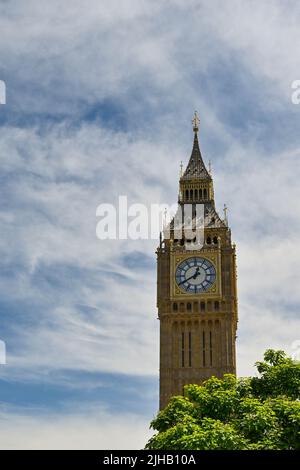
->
[192,111,200,133]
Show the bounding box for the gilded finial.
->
[180,160,183,177]
[209,160,212,174]
[192,111,200,133]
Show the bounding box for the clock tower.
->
[157,113,238,409]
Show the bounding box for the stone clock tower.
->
[157,113,238,409]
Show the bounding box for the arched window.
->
[187,302,192,311]
[200,301,205,312]
[214,301,219,311]
[190,189,193,200]
[199,188,203,199]
[173,302,178,312]
[195,189,198,199]
[203,188,207,199]
[185,189,189,200]
[213,236,218,244]
[207,236,211,245]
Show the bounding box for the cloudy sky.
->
[0,0,300,449]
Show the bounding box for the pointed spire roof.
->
[181,112,210,180]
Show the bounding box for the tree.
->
[146,350,300,450]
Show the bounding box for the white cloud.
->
[1,0,299,117]
[0,405,152,450]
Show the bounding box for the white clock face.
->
[175,257,216,293]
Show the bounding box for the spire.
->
[181,111,210,180]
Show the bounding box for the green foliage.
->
[251,349,300,400]
[146,350,300,450]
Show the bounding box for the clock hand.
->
[192,267,200,279]
[178,275,194,285]
[178,267,200,285]
[178,275,194,286]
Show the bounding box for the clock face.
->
[175,257,216,294]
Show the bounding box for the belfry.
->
[157,113,238,409]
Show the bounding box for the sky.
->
[0,0,300,449]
